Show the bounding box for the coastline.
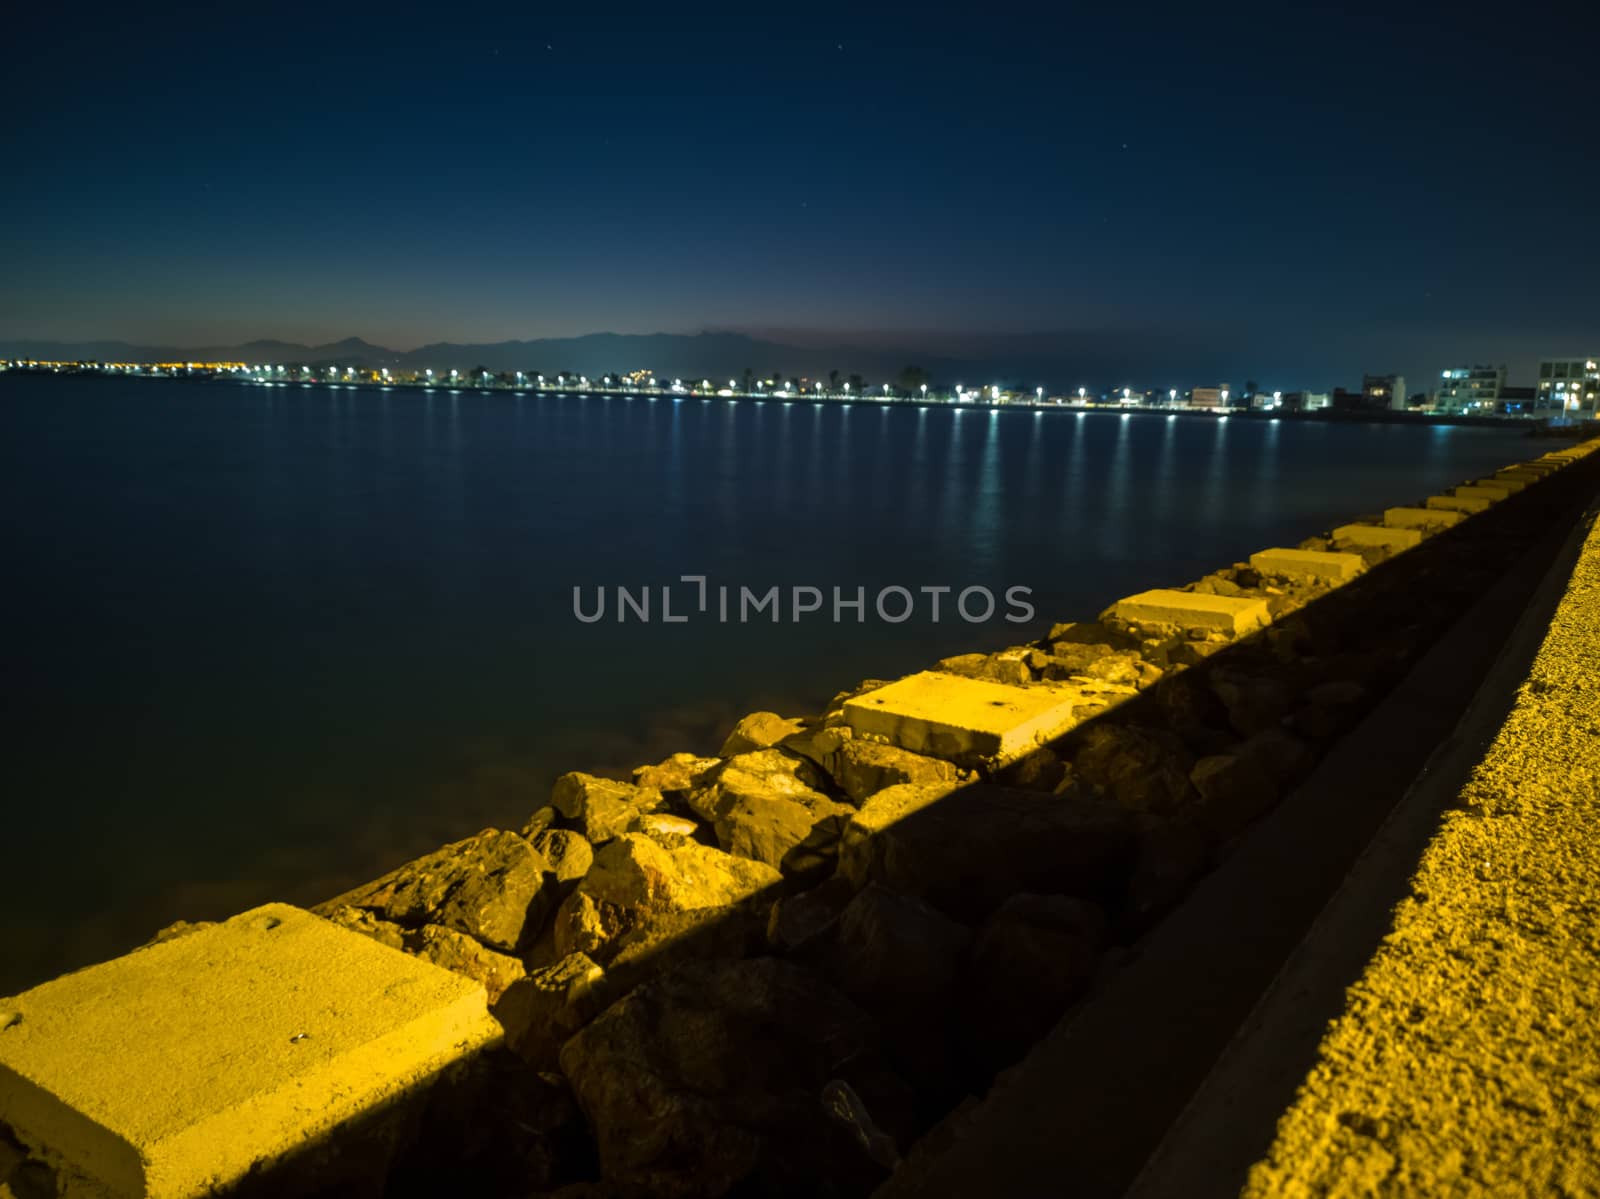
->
[4,429,1596,1195]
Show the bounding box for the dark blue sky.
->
[4,2,1596,387]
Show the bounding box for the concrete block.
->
[1110,589,1271,636]
[1455,483,1514,500]
[0,904,501,1198]
[1331,524,1423,552]
[1383,506,1465,531]
[844,671,1100,764]
[1491,470,1542,489]
[1427,494,1493,515]
[1248,548,1364,585]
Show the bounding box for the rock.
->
[559,957,911,1198]
[521,805,558,839]
[935,651,1032,685]
[1046,620,1129,648]
[404,923,527,1004]
[720,711,809,756]
[1068,723,1197,814]
[822,885,970,1087]
[1035,640,1112,677]
[551,772,664,845]
[1192,573,1244,597]
[838,782,1136,918]
[497,952,607,1070]
[1079,651,1143,687]
[713,789,854,874]
[316,829,555,955]
[552,833,781,962]
[628,811,701,838]
[830,739,966,803]
[1295,679,1371,740]
[966,894,1106,1068]
[1210,670,1294,736]
[632,751,720,797]
[767,876,856,953]
[687,749,830,820]
[386,1050,590,1197]
[1236,726,1317,787]
[531,829,594,893]
[993,747,1069,793]
[1122,815,1210,935]
[1190,752,1279,841]
[778,812,853,887]
[826,885,970,1008]
[779,722,853,775]
[687,749,850,872]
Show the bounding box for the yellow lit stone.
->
[0,904,500,1198]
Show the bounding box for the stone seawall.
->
[3,437,1597,1198]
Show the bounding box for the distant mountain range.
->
[0,329,1241,390]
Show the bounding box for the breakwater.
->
[2,438,1597,1198]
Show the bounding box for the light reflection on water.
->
[0,377,1536,992]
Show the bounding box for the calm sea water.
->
[0,376,1536,991]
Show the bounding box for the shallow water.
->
[0,376,1536,991]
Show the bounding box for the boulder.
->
[1122,815,1210,935]
[531,829,594,893]
[838,782,1136,918]
[551,772,664,845]
[713,790,854,874]
[1236,726,1317,788]
[965,893,1106,1068]
[687,749,851,872]
[829,739,966,804]
[497,952,607,1070]
[632,751,720,797]
[520,805,558,839]
[551,833,781,962]
[935,651,1033,685]
[315,829,555,955]
[1209,670,1294,736]
[628,811,701,839]
[559,957,911,1198]
[767,875,857,954]
[403,923,528,1005]
[821,885,970,1088]
[1068,723,1197,814]
[1295,679,1371,740]
[719,711,809,756]
[386,1050,590,1197]
[687,749,831,820]
[1190,752,1279,841]
[779,723,854,775]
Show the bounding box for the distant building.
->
[1189,384,1233,408]
[1536,357,1600,417]
[1435,364,1506,412]
[1361,373,1407,411]
[1282,390,1330,412]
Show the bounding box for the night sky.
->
[4,3,1597,387]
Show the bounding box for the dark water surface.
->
[0,376,1536,991]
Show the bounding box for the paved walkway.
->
[1244,506,1600,1197]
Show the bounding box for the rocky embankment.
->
[280,440,1600,1197]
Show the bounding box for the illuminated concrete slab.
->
[1383,507,1466,531]
[844,671,1096,764]
[1331,524,1423,552]
[1110,589,1271,635]
[0,904,500,1198]
[1247,548,1364,585]
[1491,471,1541,489]
[1427,493,1493,515]
[1458,481,1518,499]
